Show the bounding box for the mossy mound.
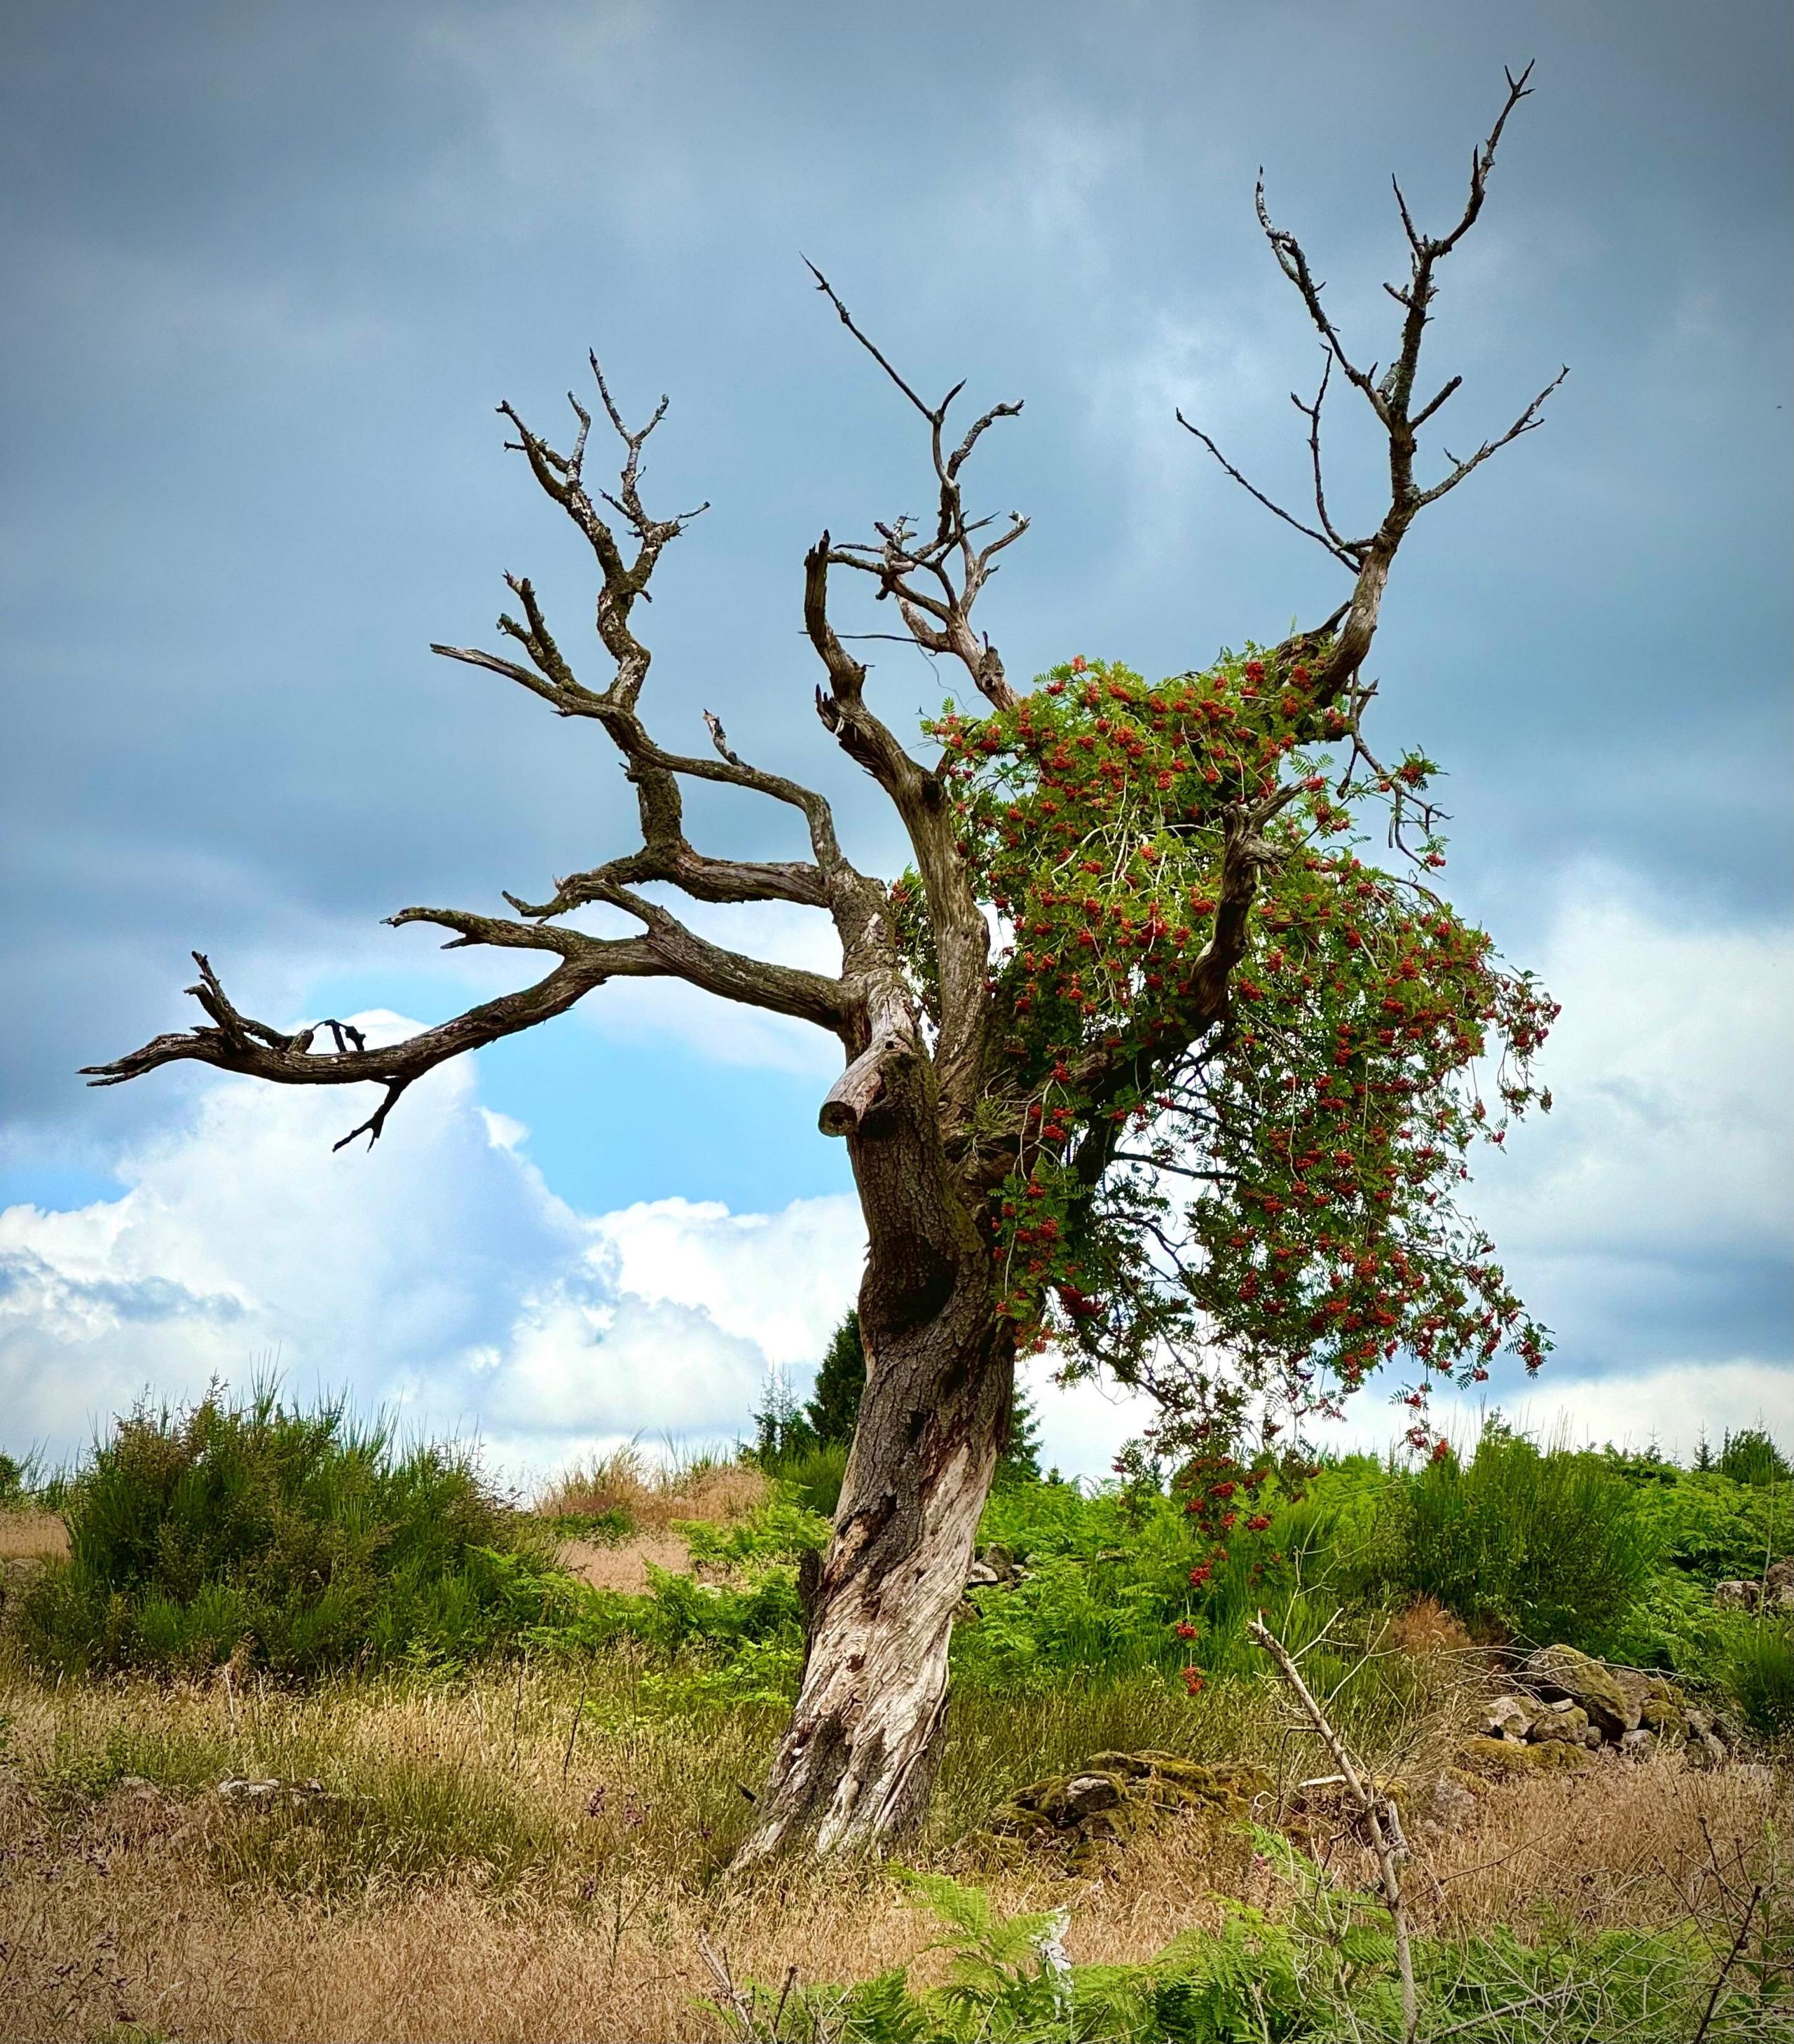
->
[1456,1734,1594,1779]
[985,1750,1271,1867]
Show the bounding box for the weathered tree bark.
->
[735,1094,1013,1865]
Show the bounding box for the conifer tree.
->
[805,1310,865,1446]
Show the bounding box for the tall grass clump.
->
[1391,1420,1661,1652]
[539,1440,769,1534]
[20,1382,556,1679]
[1722,1618,1794,1739]
[751,1439,850,1519]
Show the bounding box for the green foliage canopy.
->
[910,650,1556,1488]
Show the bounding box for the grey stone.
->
[1480,1696,1534,1741]
[1517,1645,1639,1737]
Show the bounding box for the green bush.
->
[759,1440,850,1518]
[1389,1420,1660,1652]
[1718,1427,1793,1488]
[18,1383,559,1679]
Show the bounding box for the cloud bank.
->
[0,1016,862,1481]
[3,873,1785,1482]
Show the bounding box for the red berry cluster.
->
[910,648,1555,1465]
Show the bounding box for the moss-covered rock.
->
[1617,1673,1689,1745]
[985,1750,1270,1865]
[1517,1645,1639,1738]
[1528,1700,1592,1744]
[1479,1695,1535,1741]
[1456,1734,1594,1779]
[1638,1693,1685,1739]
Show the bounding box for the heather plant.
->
[1387,1420,1660,1652]
[18,1383,554,1678]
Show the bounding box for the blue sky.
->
[2,1,1788,1477]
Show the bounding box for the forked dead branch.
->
[86,71,1564,1864]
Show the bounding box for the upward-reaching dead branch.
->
[1248,1614,1419,2043]
[1180,63,1564,706]
[804,263,1026,713]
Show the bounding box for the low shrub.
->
[1388,1420,1661,1652]
[0,1451,28,1508]
[1718,1427,1793,1488]
[734,1441,849,1522]
[18,1383,559,1680]
[1722,1617,1794,1739]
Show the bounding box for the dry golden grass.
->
[0,1752,1781,2042]
[557,1531,697,1594]
[537,1443,769,1535]
[0,1648,1784,2043]
[0,1507,68,1561]
[1380,1594,1475,1657]
[540,1446,769,1589]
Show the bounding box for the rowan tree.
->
[90,70,1563,1863]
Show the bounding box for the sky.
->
[2,0,1789,1483]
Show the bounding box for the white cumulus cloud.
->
[0,1016,861,1483]
[1,873,1787,1487]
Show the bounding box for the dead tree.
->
[87,71,1561,1864]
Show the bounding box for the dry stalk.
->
[697,1934,758,2036]
[1248,1612,1418,2044]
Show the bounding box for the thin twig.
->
[1690,1882,1764,2044]
[561,1672,588,1782]
[697,1934,758,2035]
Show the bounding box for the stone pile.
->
[1714,1556,1793,1614]
[985,1751,1270,1867]
[965,1542,1019,1590]
[1459,1643,1729,1776]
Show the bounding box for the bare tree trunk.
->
[734,1086,1013,1865]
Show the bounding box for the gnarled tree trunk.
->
[734,1062,1013,1865]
